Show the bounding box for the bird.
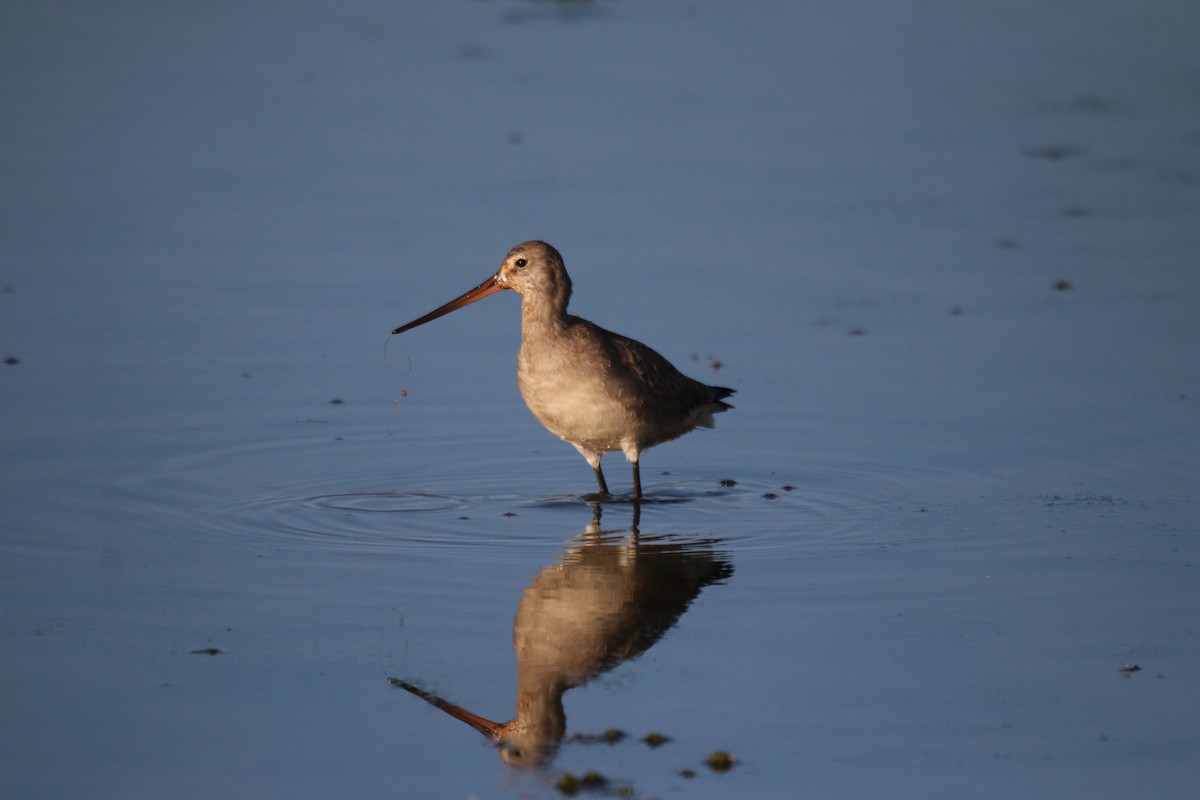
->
[391,241,734,500]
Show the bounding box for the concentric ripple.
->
[111,427,980,564]
[305,490,466,515]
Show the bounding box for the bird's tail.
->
[693,386,735,429]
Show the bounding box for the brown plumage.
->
[392,241,734,499]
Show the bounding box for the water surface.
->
[3,2,1198,798]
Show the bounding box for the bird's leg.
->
[576,446,611,498]
[620,445,643,501]
[571,448,609,496]
[593,463,610,496]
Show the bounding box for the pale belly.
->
[516,364,636,453]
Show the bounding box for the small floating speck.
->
[847,327,866,336]
[706,750,737,772]
[401,389,408,397]
[679,768,696,779]
[1054,278,1072,290]
[459,42,488,59]
[190,647,221,656]
[602,728,626,744]
[556,774,580,795]
[503,511,518,518]
[1119,662,1141,674]
[763,492,777,500]
[580,771,607,788]
[1022,144,1087,160]
[329,398,345,405]
[642,732,670,748]
[719,479,737,487]
[4,356,19,365]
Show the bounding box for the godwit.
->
[392,241,734,500]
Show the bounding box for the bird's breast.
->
[515,331,638,453]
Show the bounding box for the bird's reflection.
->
[392,503,733,768]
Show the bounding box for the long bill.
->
[392,273,506,335]
[389,678,505,740]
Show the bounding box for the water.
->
[3,2,1199,798]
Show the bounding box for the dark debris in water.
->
[556,773,580,795]
[705,750,737,772]
[1043,493,1138,509]
[562,728,626,745]
[719,478,737,487]
[556,770,623,797]
[1022,143,1088,161]
[4,356,19,365]
[555,732,735,792]
[190,647,221,656]
[580,771,607,788]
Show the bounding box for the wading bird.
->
[392,241,734,499]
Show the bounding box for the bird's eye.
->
[515,258,528,268]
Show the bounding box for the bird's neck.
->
[519,293,570,333]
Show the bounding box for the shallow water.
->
[3,2,1199,798]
